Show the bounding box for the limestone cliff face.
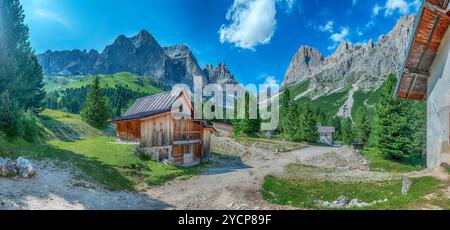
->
[37,30,237,87]
[282,15,415,97]
[163,44,207,86]
[203,63,238,86]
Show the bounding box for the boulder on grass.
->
[0,158,18,177]
[15,157,36,178]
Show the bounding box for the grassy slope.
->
[287,78,382,120]
[352,88,382,118]
[295,89,350,120]
[362,148,426,173]
[44,72,163,94]
[287,80,310,97]
[0,109,208,190]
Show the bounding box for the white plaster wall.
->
[427,26,450,168]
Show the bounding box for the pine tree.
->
[280,89,301,141]
[284,102,300,141]
[298,102,318,143]
[81,77,110,129]
[331,117,343,141]
[354,106,371,144]
[315,108,327,126]
[0,91,20,137]
[280,89,292,132]
[232,92,260,137]
[239,93,260,136]
[0,0,45,112]
[409,101,426,155]
[372,74,413,159]
[341,117,354,146]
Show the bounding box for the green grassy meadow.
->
[262,173,446,210]
[44,72,163,94]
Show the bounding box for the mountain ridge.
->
[37,30,237,87]
[282,15,416,118]
[283,15,415,96]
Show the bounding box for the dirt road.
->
[0,137,371,210]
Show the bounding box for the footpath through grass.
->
[0,110,209,190]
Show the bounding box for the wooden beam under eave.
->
[404,67,430,78]
[425,0,449,14]
[406,75,418,99]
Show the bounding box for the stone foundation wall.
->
[138,146,173,163]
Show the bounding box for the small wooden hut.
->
[112,90,215,166]
[318,126,335,146]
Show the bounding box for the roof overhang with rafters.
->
[395,0,450,100]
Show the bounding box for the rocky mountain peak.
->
[131,29,158,48]
[366,39,375,49]
[336,41,352,52]
[164,45,192,59]
[203,62,237,85]
[114,35,130,44]
[283,45,324,85]
[282,14,416,99]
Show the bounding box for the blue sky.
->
[22,0,422,86]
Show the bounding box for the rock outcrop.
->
[16,157,36,178]
[37,30,237,87]
[282,15,415,98]
[0,157,36,178]
[0,158,17,177]
[203,63,238,86]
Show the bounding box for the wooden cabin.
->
[113,90,215,166]
[396,0,450,168]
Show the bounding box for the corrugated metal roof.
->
[318,126,335,133]
[113,90,183,122]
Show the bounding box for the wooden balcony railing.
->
[173,131,201,140]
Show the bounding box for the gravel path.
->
[0,161,170,210]
[146,137,380,210]
[0,137,385,210]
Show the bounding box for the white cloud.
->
[328,27,350,50]
[22,0,71,29]
[264,76,278,85]
[330,27,349,43]
[219,0,296,50]
[373,4,381,16]
[373,0,421,17]
[34,9,70,28]
[385,0,410,16]
[277,0,295,12]
[319,21,334,33]
[357,29,364,36]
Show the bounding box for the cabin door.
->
[194,143,202,160]
[173,144,194,165]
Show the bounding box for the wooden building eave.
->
[395,0,450,100]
